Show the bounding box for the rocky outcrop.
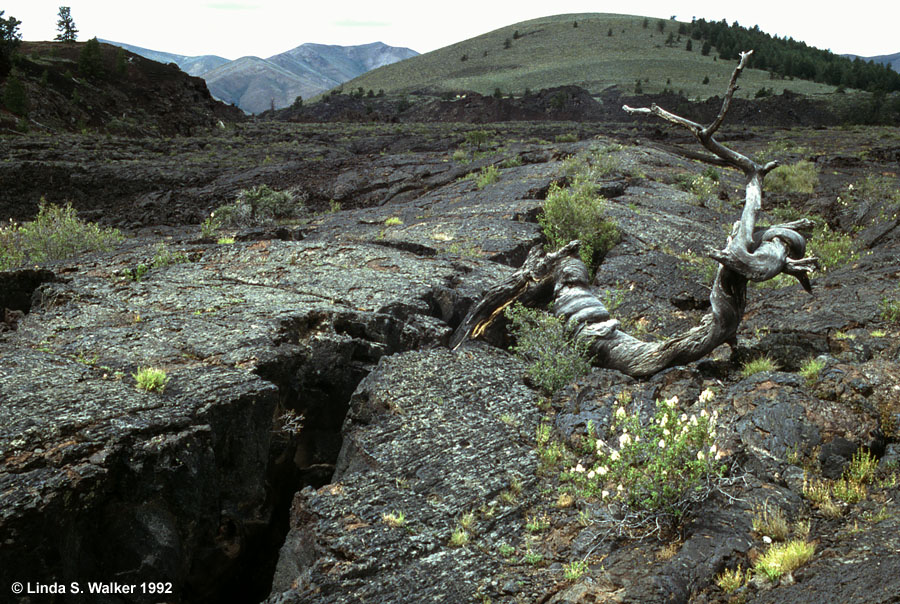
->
[1,122,898,604]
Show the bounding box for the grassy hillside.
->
[340,13,838,100]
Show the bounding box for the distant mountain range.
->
[100,40,418,114]
[845,51,900,73]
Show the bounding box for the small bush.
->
[463,129,493,150]
[134,367,169,393]
[845,174,900,207]
[879,295,900,323]
[753,540,815,582]
[563,560,588,580]
[213,185,305,227]
[382,510,406,528]
[752,502,791,541]
[765,160,818,194]
[475,165,500,189]
[448,527,469,547]
[1,73,28,115]
[561,393,725,519]
[539,181,619,270]
[676,173,718,205]
[504,302,593,394]
[0,201,123,270]
[716,565,746,593]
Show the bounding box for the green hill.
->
[339,13,841,100]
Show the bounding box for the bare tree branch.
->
[453,51,821,377]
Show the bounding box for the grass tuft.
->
[133,367,169,393]
[753,539,815,582]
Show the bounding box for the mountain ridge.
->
[101,40,418,114]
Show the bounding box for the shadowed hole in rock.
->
[217,298,465,602]
[0,269,57,331]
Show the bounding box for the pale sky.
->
[4,1,898,60]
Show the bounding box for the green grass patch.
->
[808,224,858,271]
[798,357,825,385]
[740,355,778,378]
[753,540,815,582]
[765,160,818,194]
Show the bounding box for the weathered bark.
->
[452,51,820,377]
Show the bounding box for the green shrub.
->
[880,296,900,323]
[0,201,123,270]
[555,132,578,143]
[676,173,718,205]
[504,302,593,394]
[765,160,818,194]
[78,37,104,78]
[475,165,500,189]
[151,242,188,268]
[213,185,305,227]
[464,129,493,150]
[134,367,169,393]
[538,180,620,271]
[561,393,725,518]
[1,72,27,115]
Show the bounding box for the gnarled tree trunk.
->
[451,51,820,377]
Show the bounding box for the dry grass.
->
[338,14,837,99]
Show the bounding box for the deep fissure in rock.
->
[210,299,462,603]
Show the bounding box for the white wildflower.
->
[574,463,585,473]
[617,484,624,492]
[697,450,705,461]
[587,470,596,479]
[700,409,708,418]
[598,466,608,476]
[601,490,610,499]
[658,439,666,449]
[615,406,626,419]
[665,395,679,407]
[698,388,715,404]
[618,433,631,447]
[610,450,620,461]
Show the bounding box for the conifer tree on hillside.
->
[0,10,22,76]
[55,6,78,43]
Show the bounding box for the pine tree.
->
[55,6,78,43]
[1,10,22,76]
[78,37,103,78]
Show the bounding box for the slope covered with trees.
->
[688,17,900,92]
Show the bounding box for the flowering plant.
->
[562,390,726,518]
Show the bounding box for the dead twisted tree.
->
[451,51,820,377]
